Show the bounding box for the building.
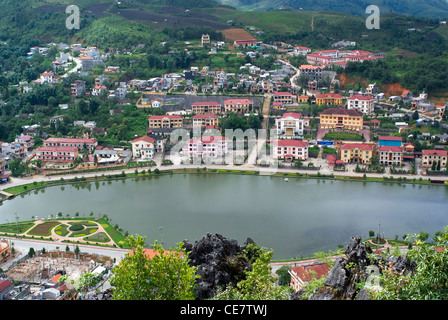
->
[378,146,404,166]
[201,34,210,46]
[148,115,183,129]
[275,112,308,139]
[36,146,78,162]
[319,108,363,131]
[422,150,447,169]
[299,65,323,80]
[378,136,402,147]
[274,139,308,161]
[15,134,34,153]
[182,136,227,160]
[131,136,155,161]
[293,46,311,56]
[40,71,54,84]
[315,93,344,106]
[192,114,219,128]
[71,80,86,97]
[347,94,375,115]
[340,143,374,164]
[43,137,97,151]
[272,92,296,104]
[223,99,253,114]
[191,101,222,114]
[234,39,257,48]
[289,263,331,292]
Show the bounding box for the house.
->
[319,108,363,131]
[148,115,183,129]
[223,99,253,114]
[182,136,228,160]
[274,139,308,161]
[347,94,375,115]
[314,93,344,106]
[293,46,311,55]
[36,146,78,162]
[71,80,86,97]
[289,263,330,292]
[40,71,54,84]
[92,85,107,96]
[0,279,14,300]
[201,34,210,46]
[131,136,155,161]
[378,146,404,167]
[272,92,296,104]
[366,83,378,95]
[15,134,34,152]
[421,150,447,169]
[191,101,222,114]
[340,143,374,165]
[233,39,257,48]
[192,114,219,128]
[275,112,308,139]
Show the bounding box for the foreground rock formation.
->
[292,236,415,300]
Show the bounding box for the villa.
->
[274,139,309,161]
[347,94,375,115]
[275,112,309,139]
[182,136,227,160]
[378,146,404,167]
[131,136,156,161]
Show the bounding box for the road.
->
[61,54,82,78]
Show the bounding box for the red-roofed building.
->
[132,136,155,160]
[223,99,253,114]
[422,150,447,169]
[274,139,308,161]
[378,145,404,166]
[315,93,344,106]
[289,263,331,292]
[36,146,78,162]
[43,137,97,151]
[275,112,309,139]
[319,108,363,131]
[299,65,323,79]
[148,115,183,128]
[340,143,374,164]
[191,101,222,114]
[192,114,219,128]
[347,94,375,115]
[273,92,296,104]
[0,279,14,300]
[182,136,228,160]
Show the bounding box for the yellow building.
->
[340,143,374,165]
[148,115,183,128]
[297,95,309,103]
[315,93,344,106]
[319,108,363,131]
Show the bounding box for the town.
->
[1,31,447,192]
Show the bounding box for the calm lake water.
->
[1,174,447,259]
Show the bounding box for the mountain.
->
[216,0,448,19]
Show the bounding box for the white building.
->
[275,112,309,139]
[131,136,155,161]
[347,94,375,115]
[182,136,227,160]
[274,139,309,161]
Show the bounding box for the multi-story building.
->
[422,150,448,169]
[299,65,323,80]
[191,101,222,114]
[15,135,34,153]
[274,139,309,161]
[340,143,374,164]
[272,92,296,104]
[314,93,344,106]
[192,114,219,128]
[182,136,227,159]
[43,137,97,151]
[319,108,363,131]
[36,146,78,162]
[347,94,375,115]
[223,99,253,114]
[131,136,155,161]
[275,112,308,139]
[289,263,330,292]
[71,80,86,97]
[378,136,402,147]
[378,146,404,166]
[148,115,183,129]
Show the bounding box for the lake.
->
[1,174,447,259]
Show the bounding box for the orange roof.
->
[132,136,155,144]
[341,143,373,151]
[291,263,330,282]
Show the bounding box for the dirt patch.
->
[338,72,368,89]
[380,83,409,97]
[219,28,255,41]
[28,221,60,236]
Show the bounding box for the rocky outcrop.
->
[292,236,416,300]
[183,233,255,300]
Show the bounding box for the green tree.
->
[110,234,198,300]
[212,250,293,300]
[371,226,448,300]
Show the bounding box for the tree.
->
[110,234,198,300]
[9,158,27,177]
[212,250,293,300]
[371,226,448,300]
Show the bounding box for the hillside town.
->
[0,35,447,191]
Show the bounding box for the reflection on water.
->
[0,174,447,259]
